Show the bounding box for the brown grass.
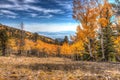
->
[0,56,120,80]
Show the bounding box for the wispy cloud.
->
[23,0,39,3]
[6,15,17,19]
[0,9,17,18]
[38,14,53,18]
[24,5,62,14]
[54,0,72,10]
[29,12,53,18]
[0,10,17,15]
[0,0,63,14]
[0,0,64,19]
[8,0,38,4]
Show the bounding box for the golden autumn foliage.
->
[76,25,96,43]
[73,1,98,38]
[7,38,59,55]
[71,41,84,56]
[23,39,35,51]
[60,40,84,56]
[61,43,71,55]
[98,18,108,27]
[6,37,85,56]
[114,37,120,55]
[73,0,100,58]
[34,40,58,55]
[98,0,113,27]
[8,38,18,51]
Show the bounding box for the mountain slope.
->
[0,24,55,44]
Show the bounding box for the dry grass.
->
[0,56,120,80]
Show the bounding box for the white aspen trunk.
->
[88,40,93,58]
[101,28,105,59]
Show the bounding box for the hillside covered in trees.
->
[0,0,120,62]
[0,24,59,56]
[0,24,55,43]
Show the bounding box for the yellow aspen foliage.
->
[76,25,88,42]
[101,0,113,19]
[114,37,120,55]
[33,40,59,55]
[8,38,18,51]
[73,0,99,45]
[98,18,108,27]
[98,0,113,27]
[23,39,35,51]
[61,43,71,55]
[71,41,84,56]
[34,40,44,50]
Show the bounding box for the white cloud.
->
[0,0,64,19]
[54,0,72,10]
[6,15,17,19]
[8,0,38,4]
[0,10,17,15]
[23,5,62,14]
[0,4,15,9]
[2,22,78,32]
[0,10,17,18]
[29,13,53,18]
[0,4,27,11]
[24,23,78,32]
[23,0,38,3]
[0,1,62,14]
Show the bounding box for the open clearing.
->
[0,56,120,80]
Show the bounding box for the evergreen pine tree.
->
[63,36,69,44]
[103,26,116,61]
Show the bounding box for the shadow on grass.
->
[14,62,119,74]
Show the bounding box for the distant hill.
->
[38,31,75,40]
[0,24,55,44]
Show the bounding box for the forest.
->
[0,0,120,62]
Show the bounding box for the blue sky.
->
[0,0,115,32]
[0,0,78,32]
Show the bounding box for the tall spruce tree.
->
[63,36,69,44]
[103,26,115,61]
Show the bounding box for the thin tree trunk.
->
[101,28,105,59]
[88,40,93,58]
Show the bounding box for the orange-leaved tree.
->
[61,42,71,55]
[73,0,99,59]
